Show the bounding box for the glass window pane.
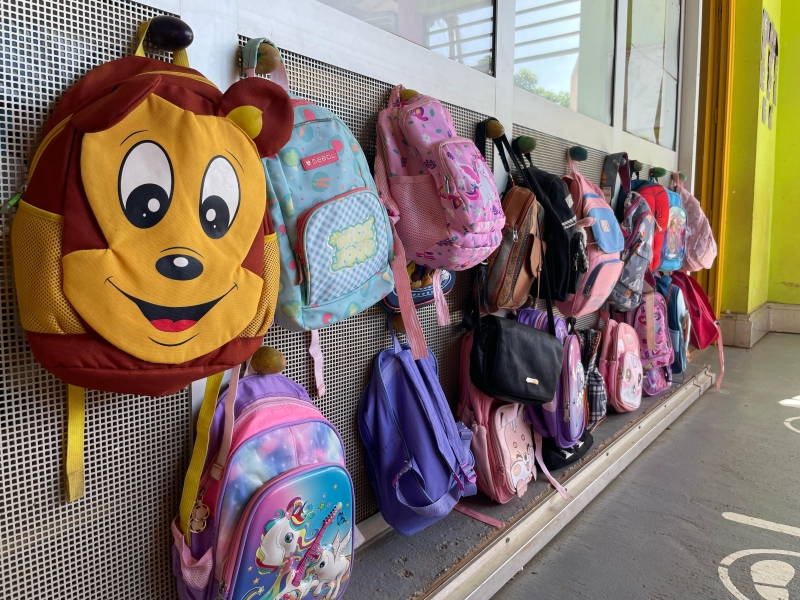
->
[317,0,495,74]
[513,0,616,125]
[624,0,681,149]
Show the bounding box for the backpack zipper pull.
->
[512,227,518,243]
[1,187,25,214]
[214,579,226,600]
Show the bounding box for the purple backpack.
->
[358,321,477,535]
[171,372,354,600]
[519,309,585,449]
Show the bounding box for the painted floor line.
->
[779,399,800,408]
[722,512,800,538]
[785,416,800,434]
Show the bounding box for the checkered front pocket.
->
[296,188,391,306]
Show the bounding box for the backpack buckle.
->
[460,462,477,485]
[456,421,473,443]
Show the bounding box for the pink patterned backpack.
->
[673,173,717,272]
[598,312,643,412]
[375,86,505,324]
[556,155,624,318]
[611,286,675,396]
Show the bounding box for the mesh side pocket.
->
[170,519,212,596]
[239,233,280,338]
[389,175,449,256]
[11,201,85,335]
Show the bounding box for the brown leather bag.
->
[484,184,544,312]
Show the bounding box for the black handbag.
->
[469,119,565,405]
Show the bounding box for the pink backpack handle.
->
[373,130,428,361]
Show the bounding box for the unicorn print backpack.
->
[172,350,354,600]
[374,85,505,326]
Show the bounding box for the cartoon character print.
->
[664,207,687,260]
[307,529,352,600]
[567,342,586,439]
[61,73,293,365]
[254,499,352,600]
[617,348,643,407]
[256,498,316,575]
[502,415,534,496]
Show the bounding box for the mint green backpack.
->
[243,39,427,395]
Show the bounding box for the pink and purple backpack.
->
[171,371,354,600]
[374,85,505,325]
[556,156,624,318]
[611,288,675,396]
[598,312,643,412]
[673,174,718,272]
[519,308,586,450]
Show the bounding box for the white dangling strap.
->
[432,269,450,326]
[309,329,326,397]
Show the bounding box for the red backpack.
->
[670,272,724,389]
[631,179,670,272]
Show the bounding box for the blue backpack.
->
[656,274,691,374]
[358,321,477,535]
[659,189,688,272]
[244,39,410,396]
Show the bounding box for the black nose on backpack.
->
[156,254,203,281]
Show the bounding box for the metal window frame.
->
[145,0,701,178]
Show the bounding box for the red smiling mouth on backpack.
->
[106,278,237,334]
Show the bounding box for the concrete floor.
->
[496,333,800,600]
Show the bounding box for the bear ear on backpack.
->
[218,77,293,158]
[72,74,162,133]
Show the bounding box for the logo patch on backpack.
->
[329,216,377,271]
[302,149,338,170]
[600,220,611,232]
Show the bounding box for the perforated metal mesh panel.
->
[0,2,188,599]
[238,37,489,522]
[0,3,677,594]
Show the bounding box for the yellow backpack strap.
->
[65,384,85,502]
[134,19,190,67]
[178,372,224,546]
